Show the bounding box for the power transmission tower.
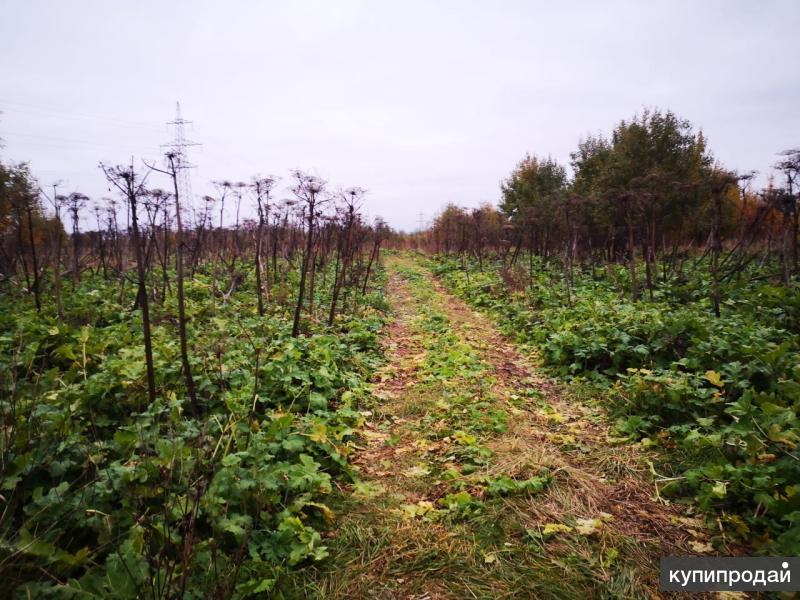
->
[162,102,200,214]
[418,210,424,232]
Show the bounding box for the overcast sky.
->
[1,0,798,231]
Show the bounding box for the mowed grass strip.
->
[286,255,671,599]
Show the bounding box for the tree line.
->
[409,109,799,315]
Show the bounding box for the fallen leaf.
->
[542,523,573,536]
[689,540,714,553]
[397,501,436,519]
[575,518,602,536]
[403,465,431,478]
[353,481,385,498]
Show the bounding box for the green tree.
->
[571,109,713,299]
[0,160,53,308]
[499,154,567,220]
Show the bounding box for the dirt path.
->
[306,255,712,599]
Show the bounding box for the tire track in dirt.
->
[312,264,479,599]
[423,269,705,551]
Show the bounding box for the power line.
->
[0,99,166,133]
[0,130,158,153]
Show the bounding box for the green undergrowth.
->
[430,252,800,555]
[0,262,387,598]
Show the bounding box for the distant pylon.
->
[162,102,200,212]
